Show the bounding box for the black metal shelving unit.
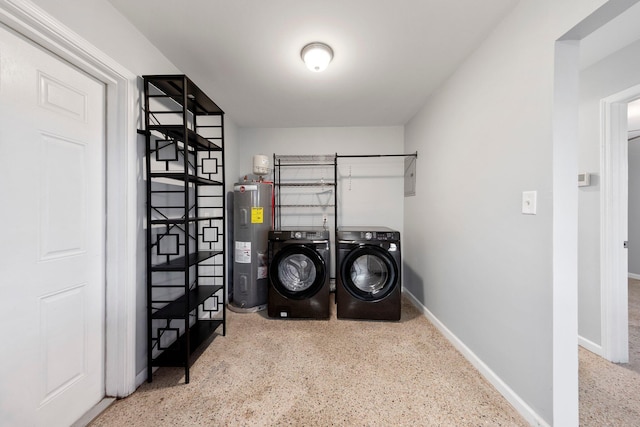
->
[143,75,226,383]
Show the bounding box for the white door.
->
[0,24,106,426]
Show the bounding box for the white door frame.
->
[0,0,137,396]
[599,84,640,363]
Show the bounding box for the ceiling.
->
[107,0,518,128]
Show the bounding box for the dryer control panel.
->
[269,228,330,241]
[337,227,400,243]
[367,231,400,241]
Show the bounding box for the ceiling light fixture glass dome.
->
[301,42,333,72]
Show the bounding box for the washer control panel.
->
[269,228,330,241]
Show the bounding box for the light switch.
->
[522,191,537,215]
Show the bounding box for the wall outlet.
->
[522,191,537,215]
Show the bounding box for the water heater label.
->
[251,207,264,224]
[257,253,267,279]
[235,241,251,263]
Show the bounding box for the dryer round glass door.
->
[341,245,398,301]
[270,245,326,300]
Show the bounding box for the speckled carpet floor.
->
[626,278,640,375]
[578,279,640,426]
[91,296,526,426]
[91,286,640,427]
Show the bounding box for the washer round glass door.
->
[341,245,398,301]
[270,244,326,300]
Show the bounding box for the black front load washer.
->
[336,227,401,321]
[268,228,330,318]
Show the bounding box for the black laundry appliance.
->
[336,227,401,321]
[268,228,331,318]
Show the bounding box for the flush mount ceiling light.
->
[301,42,333,72]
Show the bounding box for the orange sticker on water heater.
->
[251,207,263,224]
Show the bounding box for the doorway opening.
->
[623,98,640,371]
[598,86,640,364]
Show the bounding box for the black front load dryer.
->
[268,228,330,319]
[336,227,401,321]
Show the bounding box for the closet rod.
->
[335,151,417,159]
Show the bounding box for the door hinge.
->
[624,241,629,249]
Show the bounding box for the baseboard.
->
[402,290,550,427]
[628,272,640,280]
[71,397,115,427]
[578,335,603,356]
[135,369,147,388]
[135,365,160,388]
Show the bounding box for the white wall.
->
[578,37,640,345]
[29,0,240,383]
[31,0,178,76]
[403,0,610,424]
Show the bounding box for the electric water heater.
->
[230,182,272,312]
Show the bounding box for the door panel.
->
[0,24,105,426]
[38,72,88,121]
[39,133,87,259]
[40,285,86,404]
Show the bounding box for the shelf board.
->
[152,251,222,271]
[144,75,224,115]
[151,216,224,225]
[148,124,222,151]
[275,182,335,187]
[152,285,223,319]
[274,154,335,163]
[275,204,335,208]
[151,319,223,368]
[150,172,222,186]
